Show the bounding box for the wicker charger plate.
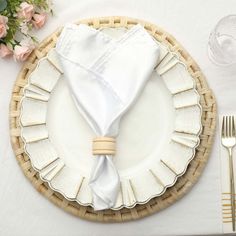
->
[9,16,216,222]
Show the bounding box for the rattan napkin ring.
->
[92,137,116,155]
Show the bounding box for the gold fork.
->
[221,115,236,231]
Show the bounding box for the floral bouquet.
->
[0,0,52,61]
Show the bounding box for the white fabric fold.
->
[56,23,160,210]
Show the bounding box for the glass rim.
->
[209,14,236,66]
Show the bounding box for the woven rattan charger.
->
[9,16,216,222]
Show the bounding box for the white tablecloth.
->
[1,0,236,235]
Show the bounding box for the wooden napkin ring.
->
[92,137,116,155]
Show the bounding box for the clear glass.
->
[208,15,236,66]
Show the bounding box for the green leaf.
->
[0,0,7,12]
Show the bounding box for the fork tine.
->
[233,116,236,137]
[222,116,225,137]
[229,116,232,137]
[228,116,230,137]
[231,116,234,137]
[226,116,229,137]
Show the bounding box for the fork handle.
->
[228,148,235,231]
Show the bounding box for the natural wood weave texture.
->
[9,16,216,222]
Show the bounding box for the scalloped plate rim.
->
[19,27,202,210]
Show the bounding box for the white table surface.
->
[1,0,236,235]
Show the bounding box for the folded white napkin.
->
[56,23,160,210]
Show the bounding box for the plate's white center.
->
[47,72,175,178]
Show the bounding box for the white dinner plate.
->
[20,27,202,210]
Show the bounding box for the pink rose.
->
[32,13,47,29]
[0,15,8,38]
[0,15,8,24]
[0,44,12,58]
[14,45,34,61]
[18,2,34,22]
